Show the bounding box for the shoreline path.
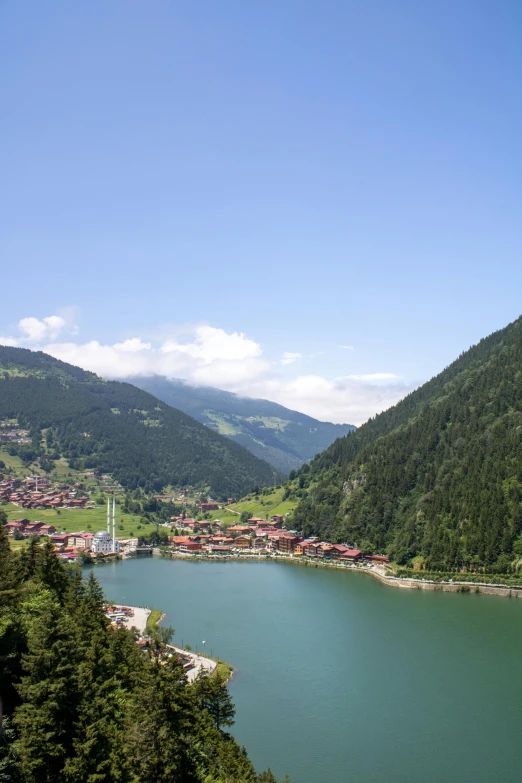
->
[113,606,217,683]
[167,645,217,683]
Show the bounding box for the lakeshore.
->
[93,556,522,783]
[154,549,522,599]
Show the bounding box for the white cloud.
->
[249,374,413,424]
[281,352,302,365]
[339,344,355,351]
[348,373,400,381]
[18,315,67,343]
[113,338,152,353]
[0,315,415,425]
[162,326,261,363]
[42,325,270,392]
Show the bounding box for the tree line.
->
[292,316,522,572]
[0,526,291,782]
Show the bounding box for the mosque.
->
[92,496,120,553]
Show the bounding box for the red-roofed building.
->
[179,541,202,553]
[234,535,252,549]
[200,502,219,512]
[340,548,362,563]
[272,535,302,554]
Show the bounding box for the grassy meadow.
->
[222,486,297,524]
[3,503,143,538]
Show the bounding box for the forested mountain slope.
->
[0,529,278,782]
[0,346,280,497]
[128,375,355,475]
[292,316,522,572]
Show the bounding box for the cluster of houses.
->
[0,421,31,444]
[4,516,139,562]
[3,491,388,566]
[0,475,90,509]
[168,514,389,566]
[4,517,59,539]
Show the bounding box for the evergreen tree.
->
[14,590,80,782]
[129,656,198,783]
[193,671,236,732]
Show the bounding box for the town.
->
[2,471,389,569]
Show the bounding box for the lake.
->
[93,558,522,783]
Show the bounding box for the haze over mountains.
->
[0,346,281,498]
[128,376,355,475]
[291,315,522,572]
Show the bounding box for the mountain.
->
[127,376,355,475]
[290,316,522,573]
[0,346,281,497]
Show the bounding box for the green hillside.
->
[292,316,522,573]
[0,346,281,499]
[128,375,355,474]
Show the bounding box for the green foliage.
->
[0,346,281,498]
[0,533,267,782]
[129,375,355,475]
[192,671,235,732]
[292,315,522,572]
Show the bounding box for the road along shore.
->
[154,550,522,599]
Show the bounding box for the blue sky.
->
[1,0,521,423]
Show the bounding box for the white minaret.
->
[112,495,116,552]
[107,497,111,533]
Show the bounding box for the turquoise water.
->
[93,558,522,783]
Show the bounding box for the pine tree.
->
[129,656,198,783]
[14,590,80,783]
[193,671,235,732]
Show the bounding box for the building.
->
[50,533,69,549]
[67,532,93,549]
[208,545,231,554]
[228,524,251,535]
[339,548,362,563]
[92,530,115,554]
[273,535,302,554]
[4,521,24,537]
[179,541,202,553]
[200,502,219,512]
[234,535,252,549]
[316,543,334,559]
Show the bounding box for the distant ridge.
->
[127,375,355,475]
[0,346,281,497]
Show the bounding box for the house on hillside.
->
[228,524,250,535]
[4,521,25,537]
[200,502,219,512]
[247,517,266,528]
